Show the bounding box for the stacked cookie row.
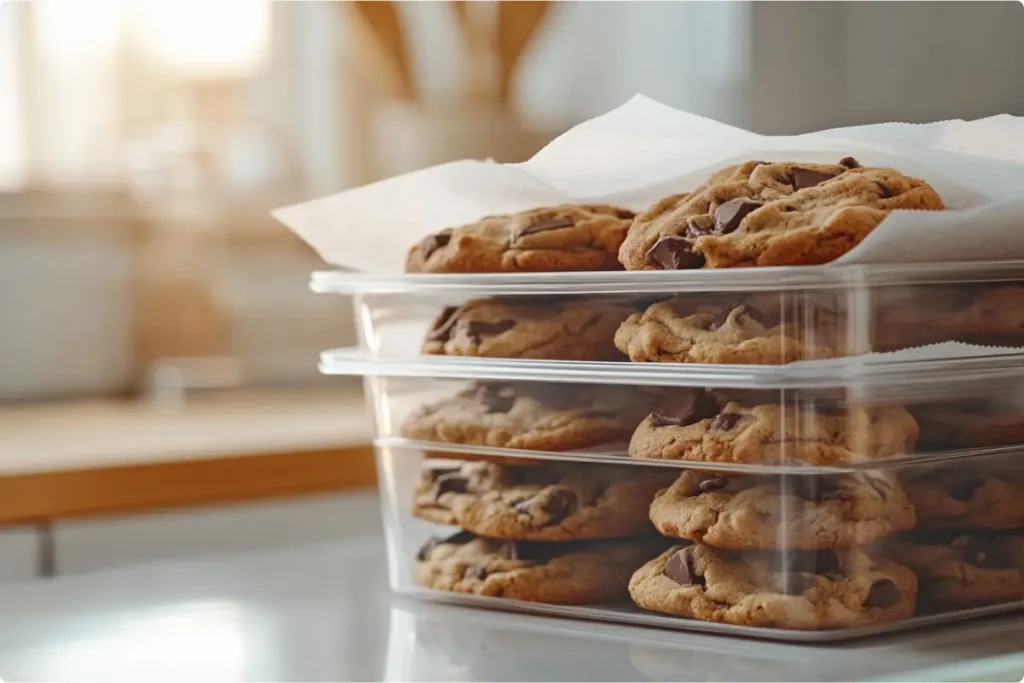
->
[411,460,674,605]
[410,455,1024,629]
[628,470,919,630]
[887,457,1024,611]
[389,156,1024,634]
[407,158,944,274]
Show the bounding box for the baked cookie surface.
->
[407,204,635,273]
[648,470,915,550]
[613,296,839,364]
[413,531,664,604]
[412,460,673,541]
[902,461,1024,530]
[628,389,919,466]
[402,381,655,452]
[618,158,944,270]
[886,530,1024,609]
[423,297,632,361]
[628,543,917,629]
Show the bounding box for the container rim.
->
[319,347,1024,390]
[311,260,1024,295]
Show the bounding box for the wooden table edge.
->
[0,444,378,525]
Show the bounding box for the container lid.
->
[319,347,1024,393]
[311,260,1024,296]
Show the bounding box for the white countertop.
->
[0,536,1022,682]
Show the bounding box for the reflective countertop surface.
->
[0,536,1022,682]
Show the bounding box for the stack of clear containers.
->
[315,263,1024,641]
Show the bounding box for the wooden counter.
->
[0,388,376,524]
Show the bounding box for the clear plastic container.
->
[312,263,1024,362]
[325,353,1024,469]
[373,444,1024,640]
[314,261,1024,640]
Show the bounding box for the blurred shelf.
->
[0,388,375,524]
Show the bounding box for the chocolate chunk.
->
[963,538,1015,569]
[780,572,816,595]
[948,478,985,501]
[710,413,742,431]
[426,306,460,342]
[463,565,489,580]
[664,547,703,586]
[713,198,762,235]
[875,181,894,199]
[518,215,575,237]
[839,156,861,169]
[541,490,578,522]
[698,477,730,493]
[863,579,902,608]
[685,215,714,239]
[778,550,841,576]
[417,529,476,560]
[420,229,452,260]
[423,464,461,482]
[475,385,516,414]
[791,168,837,190]
[651,390,719,428]
[432,473,469,498]
[644,236,705,270]
[464,320,516,343]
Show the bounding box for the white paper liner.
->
[789,341,1024,369]
[274,95,1024,275]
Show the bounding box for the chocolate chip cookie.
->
[875,285,1024,352]
[407,204,635,273]
[412,460,673,540]
[613,296,839,364]
[423,298,632,361]
[901,462,1024,530]
[886,530,1024,609]
[414,531,666,604]
[648,470,916,550]
[911,400,1024,450]
[628,389,919,466]
[401,381,656,452]
[628,544,917,629]
[618,158,944,270]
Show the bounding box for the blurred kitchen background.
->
[1,0,1023,583]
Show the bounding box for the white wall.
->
[509,1,1024,133]
[0,234,133,400]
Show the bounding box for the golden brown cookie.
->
[619,158,944,270]
[649,470,916,550]
[401,381,656,452]
[628,389,919,466]
[628,544,918,630]
[407,204,635,273]
[613,296,839,364]
[414,531,668,605]
[886,530,1024,609]
[423,297,633,361]
[901,459,1024,530]
[412,460,673,541]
